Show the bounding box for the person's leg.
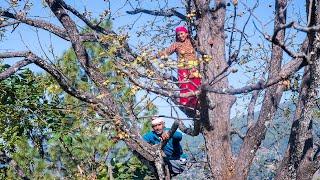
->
[178,69,190,106]
[185,77,201,108]
[168,159,186,176]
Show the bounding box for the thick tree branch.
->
[56,0,114,35]
[0,51,99,104]
[0,51,34,80]
[0,58,32,80]
[265,33,308,61]
[33,56,99,104]
[272,20,320,35]
[45,0,119,113]
[0,10,97,42]
[0,10,67,39]
[42,2,164,171]
[58,0,151,59]
[0,20,19,28]
[247,90,259,128]
[179,119,201,136]
[275,68,311,179]
[203,54,306,95]
[160,120,180,148]
[235,0,288,177]
[277,0,320,178]
[126,8,187,21]
[0,51,31,58]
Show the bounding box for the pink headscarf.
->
[175,26,188,33]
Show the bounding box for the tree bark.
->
[234,0,287,178]
[196,1,235,179]
[276,0,320,179]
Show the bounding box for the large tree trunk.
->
[276,0,320,179]
[2,0,319,179]
[197,1,235,179]
[233,0,287,178]
[275,65,309,179]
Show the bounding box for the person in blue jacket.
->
[143,117,187,176]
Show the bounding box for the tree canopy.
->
[1,0,320,179]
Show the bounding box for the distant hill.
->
[178,102,320,179]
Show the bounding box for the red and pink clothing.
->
[161,39,201,108]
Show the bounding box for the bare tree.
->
[1,0,320,179]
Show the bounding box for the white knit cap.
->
[151,117,164,125]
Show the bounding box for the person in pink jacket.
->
[158,26,201,108]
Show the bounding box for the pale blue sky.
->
[0,0,308,126]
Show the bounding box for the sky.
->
[0,0,308,127]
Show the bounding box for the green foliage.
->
[0,64,119,179]
[0,67,46,151]
[0,66,60,179]
[0,19,156,179]
[111,146,154,180]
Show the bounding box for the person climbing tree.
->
[143,117,187,177]
[158,26,201,109]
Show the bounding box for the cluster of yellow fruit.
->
[202,54,213,62]
[96,93,107,99]
[282,79,291,90]
[47,84,61,94]
[186,10,197,19]
[117,131,129,139]
[99,34,116,43]
[145,69,155,78]
[130,85,140,94]
[99,34,127,47]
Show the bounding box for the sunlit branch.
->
[0,9,98,42]
[45,0,111,89]
[0,10,67,39]
[228,4,237,65]
[0,58,32,80]
[278,20,320,33]
[126,8,187,21]
[0,20,19,28]
[34,58,100,104]
[0,51,30,58]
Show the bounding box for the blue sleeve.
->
[143,132,152,143]
[172,131,182,141]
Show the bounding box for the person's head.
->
[175,26,189,42]
[151,117,165,135]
